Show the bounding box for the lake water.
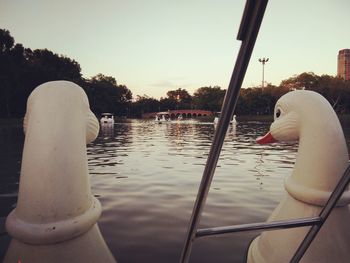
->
[1,118,350,262]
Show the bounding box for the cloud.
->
[150,77,193,89]
[151,80,178,88]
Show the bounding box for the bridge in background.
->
[142,109,214,119]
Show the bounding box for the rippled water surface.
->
[1,118,350,262]
[86,119,330,263]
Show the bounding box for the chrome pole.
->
[179,1,268,262]
[195,217,321,238]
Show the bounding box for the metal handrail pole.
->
[195,217,321,238]
[179,1,268,262]
[290,163,350,263]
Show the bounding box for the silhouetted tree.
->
[279,72,350,113]
[130,95,160,117]
[84,74,132,116]
[192,86,226,112]
[0,29,22,117]
[166,88,192,109]
[2,28,350,118]
[280,72,319,90]
[0,29,14,54]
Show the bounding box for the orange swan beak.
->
[256,132,277,144]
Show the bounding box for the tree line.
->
[1,28,350,119]
[0,29,132,118]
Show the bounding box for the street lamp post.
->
[258,57,269,91]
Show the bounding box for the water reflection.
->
[100,124,115,138]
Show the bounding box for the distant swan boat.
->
[213,114,237,125]
[100,113,114,125]
[155,112,170,123]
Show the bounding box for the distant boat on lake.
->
[100,113,114,125]
[155,112,170,123]
[213,113,237,125]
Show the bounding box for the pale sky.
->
[1,0,349,99]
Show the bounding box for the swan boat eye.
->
[275,108,281,118]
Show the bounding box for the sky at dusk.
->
[1,0,349,99]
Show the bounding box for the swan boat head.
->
[6,81,101,244]
[257,90,349,206]
[4,81,117,263]
[247,90,350,263]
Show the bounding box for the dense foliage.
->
[0,29,132,118]
[1,28,350,119]
[132,73,350,117]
